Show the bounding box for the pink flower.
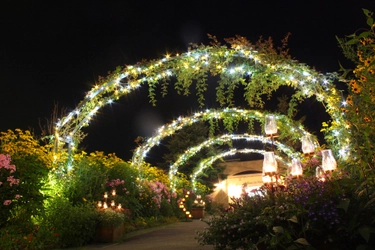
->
[7,176,20,186]
[3,200,12,206]
[15,194,20,199]
[0,182,2,186]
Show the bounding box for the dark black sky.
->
[1,0,375,160]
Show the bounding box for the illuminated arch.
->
[54,37,349,165]
[132,108,312,168]
[190,148,290,192]
[168,134,302,179]
[168,134,301,191]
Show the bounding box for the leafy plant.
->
[97,209,125,228]
[40,197,98,248]
[0,129,50,227]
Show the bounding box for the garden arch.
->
[132,108,315,169]
[190,148,290,192]
[167,134,299,191]
[168,133,300,182]
[54,36,350,169]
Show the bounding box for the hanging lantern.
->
[301,134,315,155]
[321,149,337,172]
[263,152,278,174]
[316,166,325,181]
[265,115,277,136]
[262,175,272,183]
[289,158,303,177]
[111,189,116,196]
[104,192,108,199]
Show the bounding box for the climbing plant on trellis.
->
[165,133,301,191]
[54,35,349,170]
[190,147,291,192]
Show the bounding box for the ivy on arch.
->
[190,148,290,192]
[132,108,315,170]
[168,133,301,191]
[54,35,350,167]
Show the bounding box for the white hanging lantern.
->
[316,166,325,181]
[263,152,278,174]
[289,158,303,177]
[265,115,277,136]
[262,175,272,183]
[301,134,315,155]
[321,149,337,171]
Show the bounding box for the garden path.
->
[86,219,214,250]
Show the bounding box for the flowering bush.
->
[197,173,375,249]
[0,154,20,227]
[0,129,50,227]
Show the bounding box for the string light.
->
[133,109,311,171]
[53,41,348,171]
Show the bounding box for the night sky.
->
[2,0,375,161]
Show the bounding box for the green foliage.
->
[106,161,143,217]
[336,9,375,176]
[8,154,49,223]
[197,175,375,249]
[159,199,175,217]
[40,197,98,248]
[160,121,226,189]
[97,209,125,228]
[64,152,108,204]
[0,130,50,229]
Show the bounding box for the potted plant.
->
[95,209,125,243]
[191,195,205,219]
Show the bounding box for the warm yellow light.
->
[263,152,278,173]
[262,175,271,183]
[104,192,108,199]
[228,184,242,198]
[321,149,337,171]
[290,159,303,176]
[301,134,315,154]
[265,115,277,135]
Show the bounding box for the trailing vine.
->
[53,35,348,170]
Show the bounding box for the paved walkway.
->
[86,219,214,250]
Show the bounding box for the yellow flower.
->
[364,58,372,67]
[349,79,357,86]
[364,116,371,122]
[352,83,361,93]
[346,95,353,105]
[360,75,367,82]
[341,107,348,113]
